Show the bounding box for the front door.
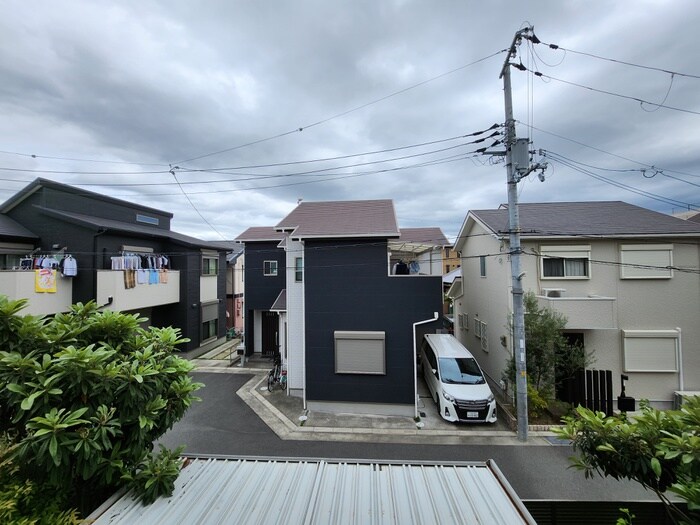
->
[261,311,279,357]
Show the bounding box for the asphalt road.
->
[159,372,653,502]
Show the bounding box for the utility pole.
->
[499,27,547,442]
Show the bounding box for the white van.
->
[420,334,497,423]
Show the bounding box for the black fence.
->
[525,500,691,525]
[559,369,614,417]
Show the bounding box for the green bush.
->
[0,296,202,515]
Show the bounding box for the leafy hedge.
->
[0,296,202,517]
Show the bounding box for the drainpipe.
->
[677,327,684,391]
[413,311,439,419]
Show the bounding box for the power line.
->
[516,121,700,179]
[0,150,170,167]
[174,49,507,164]
[169,168,227,240]
[527,34,700,79]
[522,66,700,116]
[543,153,699,210]
[542,150,700,189]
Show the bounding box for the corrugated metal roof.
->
[275,200,400,239]
[472,201,700,238]
[235,226,287,242]
[89,457,534,525]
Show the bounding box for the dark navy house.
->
[237,199,446,417]
[0,178,229,352]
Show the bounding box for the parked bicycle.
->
[267,354,287,391]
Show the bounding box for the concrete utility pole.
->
[499,27,547,442]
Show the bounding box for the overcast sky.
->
[1,1,699,241]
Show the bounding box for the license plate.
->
[467,411,479,418]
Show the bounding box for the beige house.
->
[451,201,700,409]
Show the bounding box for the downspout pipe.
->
[677,327,683,392]
[413,311,439,419]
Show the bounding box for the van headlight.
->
[487,394,495,404]
[442,390,455,403]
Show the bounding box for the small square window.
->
[202,256,218,275]
[264,260,278,276]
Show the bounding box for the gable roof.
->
[397,227,449,246]
[0,178,173,217]
[235,227,287,243]
[471,201,700,239]
[36,207,230,250]
[275,199,400,239]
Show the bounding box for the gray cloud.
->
[1,0,698,242]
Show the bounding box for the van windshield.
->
[438,357,485,385]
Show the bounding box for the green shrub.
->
[0,296,202,515]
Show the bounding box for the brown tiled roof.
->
[276,199,399,238]
[398,227,449,246]
[472,201,700,238]
[235,227,287,242]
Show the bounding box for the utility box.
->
[617,396,636,412]
[511,138,530,175]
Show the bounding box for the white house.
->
[452,201,700,409]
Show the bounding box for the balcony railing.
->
[97,270,180,312]
[536,291,617,329]
[0,270,73,315]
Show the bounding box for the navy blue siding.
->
[304,239,442,405]
[243,241,286,354]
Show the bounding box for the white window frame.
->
[622,329,679,373]
[294,257,303,282]
[464,313,469,331]
[619,244,673,279]
[263,260,278,276]
[334,331,385,375]
[474,317,482,339]
[479,256,487,277]
[202,255,219,276]
[540,245,591,280]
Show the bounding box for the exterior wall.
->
[457,220,700,407]
[285,239,305,392]
[304,239,442,407]
[97,270,179,311]
[443,246,461,274]
[243,242,285,355]
[453,222,513,389]
[415,247,443,276]
[0,270,73,315]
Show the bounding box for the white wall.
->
[285,238,304,393]
[0,270,73,315]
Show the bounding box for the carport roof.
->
[88,456,535,524]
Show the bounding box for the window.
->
[620,244,673,279]
[474,317,482,339]
[263,260,278,276]
[202,256,218,275]
[334,331,385,375]
[0,253,21,270]
[202,319,218,341]
[623,330,679,372]
[464,313,469,331]
[479,256,486,277]
[541,246,590,279]
[201,302,219,342]
[294,257,303,282]
[480,322,488,352]
[136,214,159,226]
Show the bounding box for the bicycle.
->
[267,354,287,391]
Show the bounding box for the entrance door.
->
[261,311,279,357]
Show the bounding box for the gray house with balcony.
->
[451,201,700,408]
[0,178,229,352]
[236,199,445,416]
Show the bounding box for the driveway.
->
[158,371,654,502]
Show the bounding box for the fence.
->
[559,369,614,417]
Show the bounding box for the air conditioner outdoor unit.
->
[542,288,565,298]
[673,391,700,410]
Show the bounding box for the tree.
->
[556,398,700,524]
[504,291,588,402]
[0,296,202,516]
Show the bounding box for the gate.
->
[560,369,614,417]
[261,311,279,357]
